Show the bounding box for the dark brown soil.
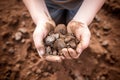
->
[0,0,120,80]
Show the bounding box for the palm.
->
[61,21,91,59]
[33,21,55,56]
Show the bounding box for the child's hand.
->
[33,20,55,57]
[61,21,91,59]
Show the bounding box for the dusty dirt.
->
[0,0,120,80]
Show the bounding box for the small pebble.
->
[95,15,101,22]
[21,21,25,27]
[103,26,111,31]
[96,32,100,38]
[64,35,73,43]
[73,71,85,80]
[103,50,108,54]
[101,40,109,47]
[52,50,57,55]
[76,60,82,64]
[26,71,31,75]
[97,54,102,58]
[8,48,14,54]
[5,41,13,46]
[54,39,66,50]
[45,36,55,46]
[100,76,106,80]
[15,32,22,41]
[21,39,26,43]
[35,68,42,74]
[22,12,30,18]
[69,40,76,49]
[46,46,52,55]
[18,28,27,34]
[51,33,59,39]
[42,72,49,77]
[54,24,67,35]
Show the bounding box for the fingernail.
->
[45,56,62,62]
[38,50,44,56]
[77,48,82,54]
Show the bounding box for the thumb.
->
[76,43,83,56]
[33,33,45,57]
[76,31,90,54]
[37,44,45,57]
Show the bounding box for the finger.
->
[45,55,63,62]
[67,21,83,34]
[61,48,72,59]
[76,43,83,56]
[81,30,90,49]
[33,33,45,56]
[68,48,79,59]
[37,46,45,58]
[67,21,73,34]
[76,31,90,54]
[37,20,55,34]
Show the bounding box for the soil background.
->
[0,0,120,80]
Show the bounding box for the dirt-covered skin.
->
[0,0,120,80]
[44,24,79,56]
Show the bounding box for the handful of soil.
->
[44,24,79,56]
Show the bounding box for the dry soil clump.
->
[44,24,79,56]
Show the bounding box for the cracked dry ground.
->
[0,0,120,80]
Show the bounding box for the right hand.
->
[33,19,55,58]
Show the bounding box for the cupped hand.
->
[61,21,91,59]
[33,19,55,57]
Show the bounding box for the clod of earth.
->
[54,24,67,35]
[45,35,55,46]
[44,24,79,56]
[54,38,66,50]
[69,40,76,49]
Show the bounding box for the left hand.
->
[61,21,91,59]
